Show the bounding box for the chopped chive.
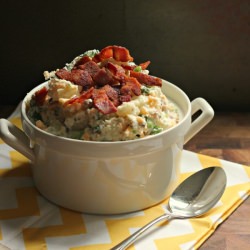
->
[133,66,142,72]
[141,86,150,95]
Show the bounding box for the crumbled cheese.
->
[117,101,140,116]
[48,79,81,101]
[43,70,56,80]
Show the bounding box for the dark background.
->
[1,0,249,111]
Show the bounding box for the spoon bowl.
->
[111,166,227,250]
[169,166,227,217]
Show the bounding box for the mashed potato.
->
[27,46,179,141]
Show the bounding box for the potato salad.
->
[27,45,179,141]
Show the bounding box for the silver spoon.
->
[111,166,227,250]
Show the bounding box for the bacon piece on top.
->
[120,77,141,97]
[102,84,120,107]
[74,56,92,68]
[77,61,100,77]
[71,69,94,87]
[98,46,113,61]
[92,88,117,114]
[106,62,126,82]
[64,87,94,105]
[139,61,151,70]
[113,46,133,62]
[95,45,133,62]
[120,64,134,70]
[56,69,73,82]
[93,68,114,86]
[34,87,48,106]
[120,94,131,103]
[130,71,162,87]
[57,68,93,87]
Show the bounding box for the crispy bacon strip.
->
[56,68,94,87]
[139,61,151,70]
[93,68,113,86]
[98,46,113,60]
[120,77,141,97]
[64,87,94,105]
[71,69,94,87]
[106,62,126,81]
[113,46,133,62]
[92,53,101,63]
[102,85,120,107]
[77,61,100,76]
[34,87,48,106]
[130,71,162,87]
[56,69,73,82]
[120,63,135,70]
[96,45,133,62]
[74,56,92,67]
[120,94,131,103]
[92,88,117,114]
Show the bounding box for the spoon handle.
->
[110,213,172,250]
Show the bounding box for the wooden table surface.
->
[0,106,249,250]
[185,112,250,250]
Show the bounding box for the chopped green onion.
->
[141,86,150,95]
[146,117,154,129]
[146,117,163,134]
[93,125,101,133]
[133,66,142,72]
[151,126,163,134]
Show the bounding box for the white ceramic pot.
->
[0,80,214,214]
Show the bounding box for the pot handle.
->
[0,118,35,161]
[184,98,214,144]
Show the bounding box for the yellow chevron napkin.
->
[0,108,249,250]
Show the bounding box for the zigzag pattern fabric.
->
[0,113,249,250]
